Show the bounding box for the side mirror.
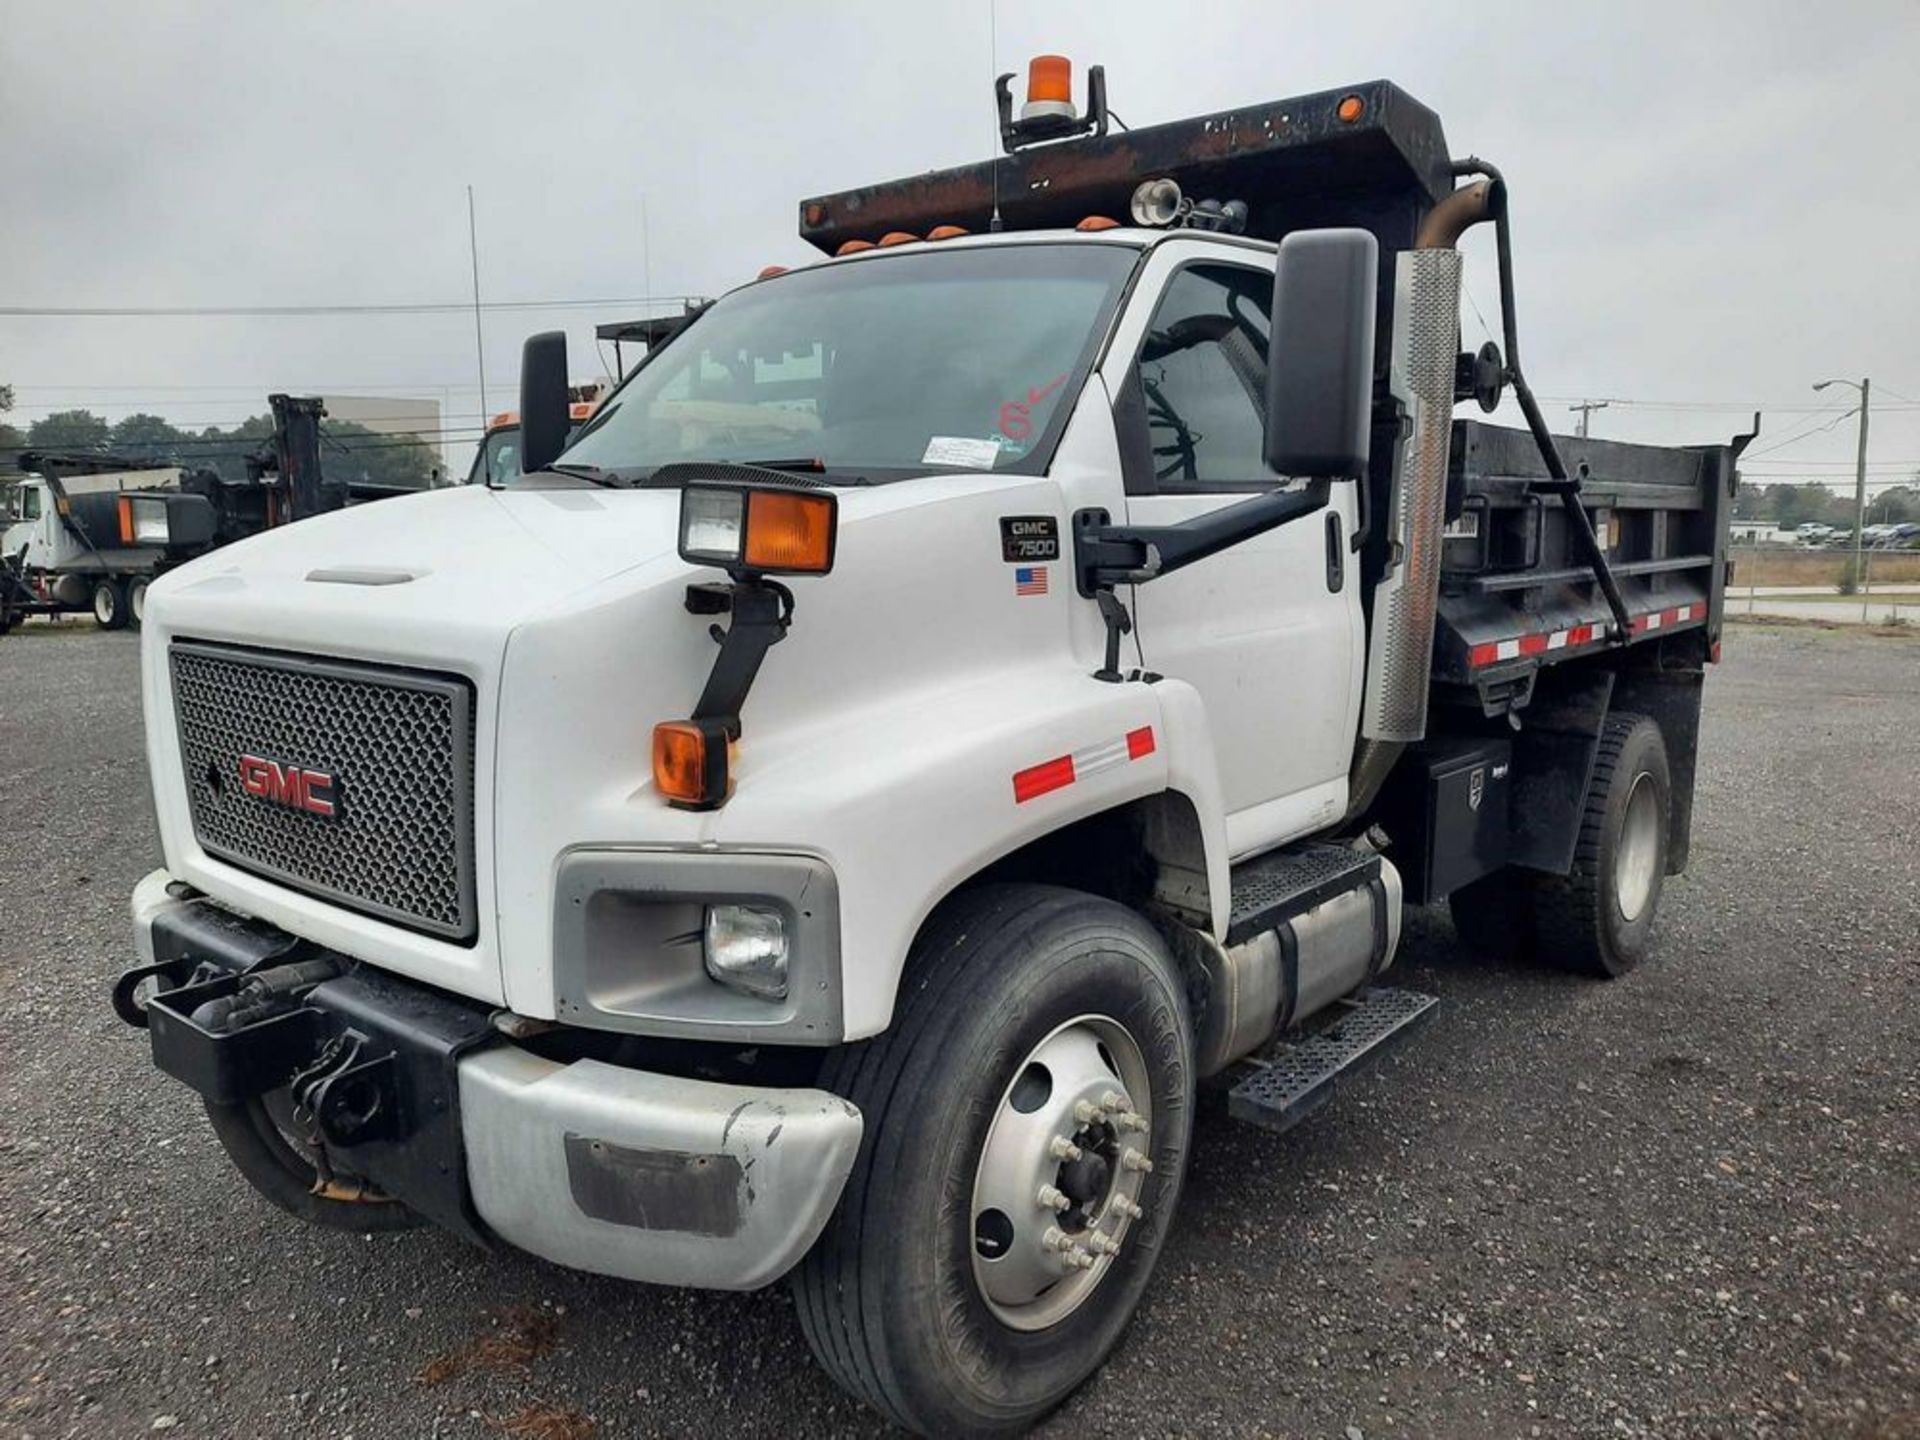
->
[1264,228,1379,479]
[519,330,571,475]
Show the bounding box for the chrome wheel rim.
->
[969,1015,1153,1331]
[1615,772,1660,922]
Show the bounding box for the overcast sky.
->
[4,0,1917,492]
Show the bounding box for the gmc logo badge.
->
[237,755,337,817]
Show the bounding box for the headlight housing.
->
[118,494,171,545]
[553,851,841,1043]
[677,483,837,576]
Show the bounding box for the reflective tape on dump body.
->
[1466,603,1701,669]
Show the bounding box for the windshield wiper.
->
[543,462,625,487]
[725,456,825,473]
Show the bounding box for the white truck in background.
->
[114,59,1742,1436]
[2,459,198,629]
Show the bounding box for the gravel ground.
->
[1,621,1914,1439]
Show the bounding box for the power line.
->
[1743,404,1860,459]
[0,294,700,319]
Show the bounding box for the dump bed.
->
[1432,419,1742,691]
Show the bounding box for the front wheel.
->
[793,884,1194,1437]
[92,578,129,630]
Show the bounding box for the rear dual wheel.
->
[794,884,1193,1437]
[1449,710,1671,977]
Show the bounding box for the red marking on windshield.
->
[997,374,1069,442]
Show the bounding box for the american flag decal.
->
[1015,566,1049,597]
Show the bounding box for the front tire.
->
[92,578,129,630]
[793,884,1194,1437]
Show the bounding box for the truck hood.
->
[147,483,685,659]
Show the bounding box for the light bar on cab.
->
[678,484,838,578]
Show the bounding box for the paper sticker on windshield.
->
[923,436,1002,470]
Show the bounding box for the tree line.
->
[1,395,440,490]
[1732,480,1919,529]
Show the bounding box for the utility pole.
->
[467,185,487,421]
[1813,376,1871,619]
[1569,399,1610,438]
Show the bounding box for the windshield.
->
[559,242,1137,482]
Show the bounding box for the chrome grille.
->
[170,641,477,941]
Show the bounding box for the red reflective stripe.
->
[1518,633,1549,656]
[1013,754,1076,804]
[1468,642,1500,666]
[1566,624,1594,645]
[1125,726,1156,760]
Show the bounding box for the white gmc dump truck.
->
[116,60,1743,1436]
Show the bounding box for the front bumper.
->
[121,870,862,1290]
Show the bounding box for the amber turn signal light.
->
[743,490,835,573]
[653,718,731,809]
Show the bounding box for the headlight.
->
[680,487,746,563]
[119,494,171,545]
[704,903,789,999]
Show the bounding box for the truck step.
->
[1226,842,1380,945]
[1225,987,1438,1136]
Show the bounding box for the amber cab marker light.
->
[1076,215,1121,231]
[743,490,837,574]
[1336,94,1366,123]
[927,224,970,241]
[653,719,728,808]
[757,264,789,280]
[878,231,920,247]
[836,239,875,256]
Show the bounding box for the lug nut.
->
[1099,1090,1128,1111]
[1064,1247,1095,1271]
[1042,1225,1070,1252]
[1048,1135,1083,1162]
[1072,1100,1107,1125]
[1116,1110,1148,1132]
[1037,1184,1071,1213]
[1085,1230,1121,1255]
[1122,1147,1154,1174]
[1113,1195,1145,1220]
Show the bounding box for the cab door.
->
[1101,242,1364,857]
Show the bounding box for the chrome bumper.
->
[459,1049,862,1290]
[130,868,863,1291]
